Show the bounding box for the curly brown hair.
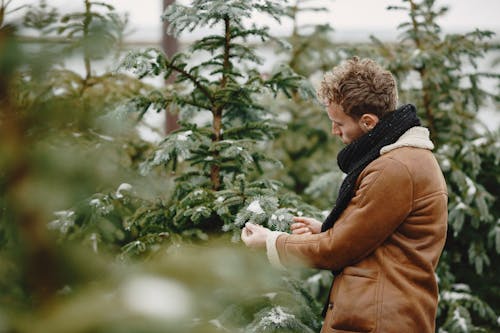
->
[318,57,398,119]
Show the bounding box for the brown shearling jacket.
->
[272,129,448,333]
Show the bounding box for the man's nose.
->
[332,123,341,136]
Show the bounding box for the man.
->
[241,57,448,333]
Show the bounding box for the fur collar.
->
[380,126,434,155]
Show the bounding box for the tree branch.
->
[169,63,214,104]
[408,0,437,143]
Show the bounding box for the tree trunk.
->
[162,0,179,133]
[408,0,437,143]
[83,0,92,82]
[209,16,231,191]
[0,27,60,305]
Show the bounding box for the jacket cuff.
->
[266,231,287,270]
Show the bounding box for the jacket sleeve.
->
[274,158,414,271]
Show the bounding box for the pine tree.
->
[57,0,126,82]
[12,0,167,257]
[0,0,152,309]
[266,0,343,198]
[118,0,322,242]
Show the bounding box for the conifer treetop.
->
[163,0,288,36]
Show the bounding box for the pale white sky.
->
[8,0,498,134]
[10,0,500,42]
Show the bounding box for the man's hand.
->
[241,222,271,249]
[290,216,322,235]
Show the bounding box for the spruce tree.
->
[267,0,342,198]
[0,0,152,309]
[118,0,323,242]
[14,0,158,254]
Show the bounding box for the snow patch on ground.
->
[121,275,192,319]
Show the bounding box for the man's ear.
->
[359,114,380,132]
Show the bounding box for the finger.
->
[303,231,312,235]
[241,228,248,244]
[292,227,310,235]
[245,222,259,232]
[290,222,305,230]
[292,216,314,224]
[248,222,265,229]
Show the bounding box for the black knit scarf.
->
[321,104,421,232]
